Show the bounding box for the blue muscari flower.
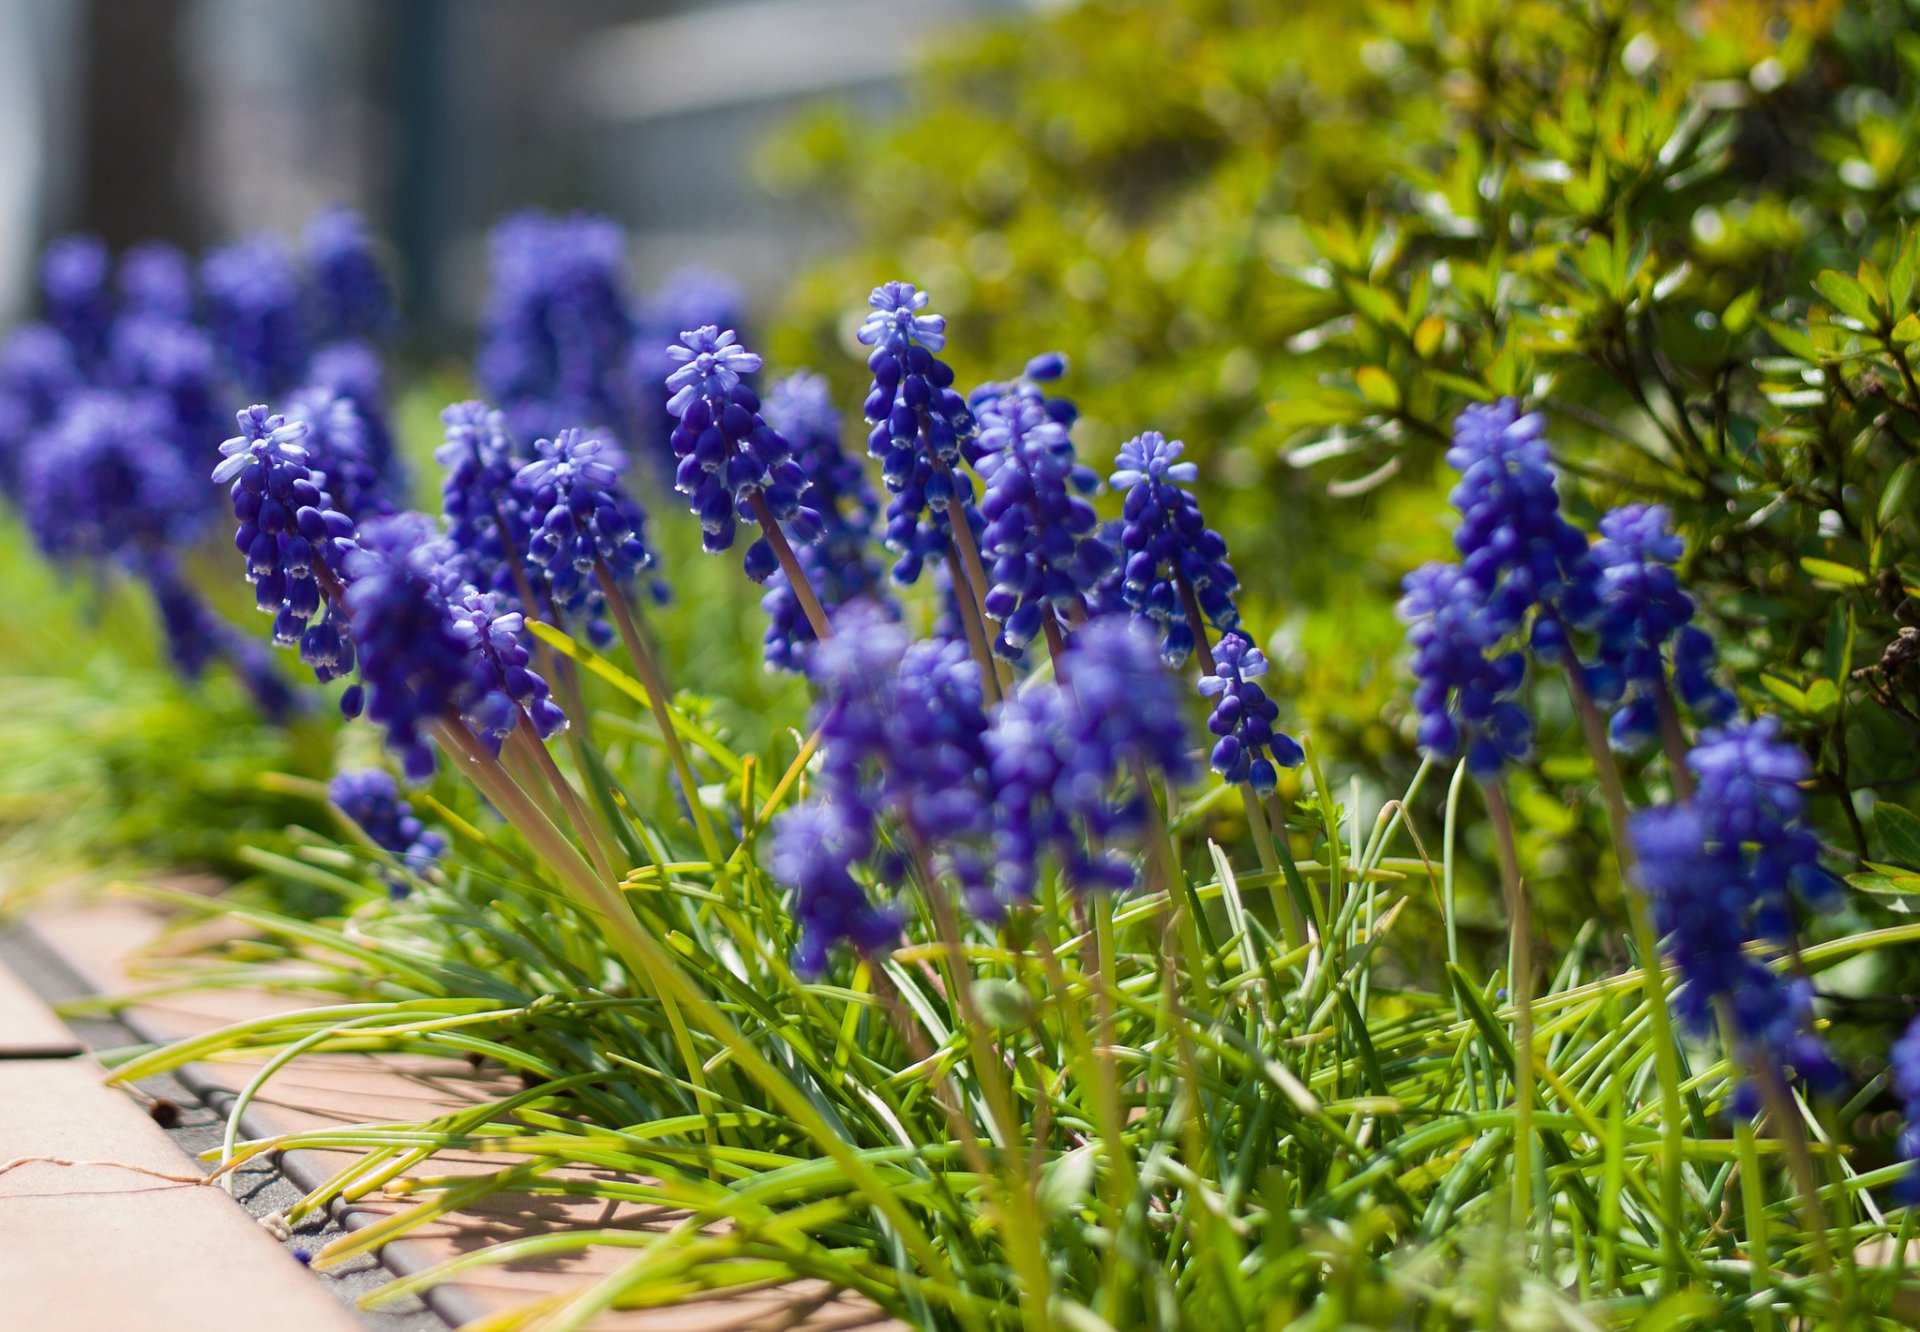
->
[969,364,1114,658]
[1200,632,1302,794]
[774,602,996,968]
[213,405,359,685]
[302,207,393,342]
[41,235,113,364]
[1445,399,1600,658]
[1688,717,1841,932]
[340,514,474,780]
[0,327,81,496]
[664,327,821,579]
[478,210,635,444]
[284,389,392,524]
[1109,431,1238,665]
[117,242,194,320]
[758,371,894,673]
[856,282,979,585]
[1587,503,1737,748]
[201,235,309,395]
[1630,802,1841,1102]
[0,325,81,422]
[437,400,530,603]
[329,767,447,896]
[306,341,401,490]
[1399,561,1530,778]
[987,617,1193,902]
[1891,1017,1920,1205]
[19,390,200,560]
[107,314,223,469]
[515,429,659,618]
[771,802,898,977]
[628,267,747,473]
[449,586,568,744]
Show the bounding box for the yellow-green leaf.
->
[1800,556,1869,587]
[1354,366,1401,409]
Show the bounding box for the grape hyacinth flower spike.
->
[438,400,531,603]
[663,326,830,635]
[1199,632,1303,795]
[1109,431,1239,668]
[756,371,893,672]
[1445,398,1600,660]
[856,282,998,680]
[514,428,659,629]
[1398,561,1531,778]
[968,356,1114,661]
[1629,800,1841,1106]
[1892,1017,1920,1205]
[987,616,1193,903]
[1587,503,1737,751]
[330,768,447,897]
[213,405,360,700]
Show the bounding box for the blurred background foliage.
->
[765,0,1920,963]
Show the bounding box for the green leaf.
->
[1892,313,1920,344]
[1758,675,1810,713]
[1354,365,1401,408]
[1721,287,1760,335]
[1877,802,1920,869]
[1800,556,1869,587]
[1803,678,1840,718]
[1893,224,1919,310]
[1815,269,1877,323]
[1881,460,1918,527]
[1761,318,1820,362]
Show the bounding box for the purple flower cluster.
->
[1200,632,1302,794]
[757,372,893,673]
[987,618,1194,901]
[450,587,568,744]
[40,236,114,365]
[213,406,359,683]
[1398,561,1530,777]
[856,283,979,585]
[663,327,820,579]
[339,515,477,780]
[20,391,199,560]
[1445,399,1600,657]
[200,235,311,396]
[302,208,394,344]
[118,242,194,320]
[1629,802,1840,1101]
[1586,504,1737,748]
[627,268,747,474]
[436,401,529,603]
[1109,431,1239,665]
[478,211,634,444]
[1893,1017,1920,1205]
[329,768,447,896]
[969,363,1113,658]
[1688,718,1841,930]
[517,429,659,616]
[283,389,391,524]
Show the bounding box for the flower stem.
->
[1563,658,1689,1289]
[1483,777,1536,1236]
[942,488,1014,694]
[944,547,1004,705]
[594,562,728,876]
[1176,574,1219,676]
[1654,678,1697,802]
[746,490,834,642]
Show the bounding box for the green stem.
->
[1564,660,1688,1291]
[1483,778,1536,1237]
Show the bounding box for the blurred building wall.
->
[16,0,1027,330]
